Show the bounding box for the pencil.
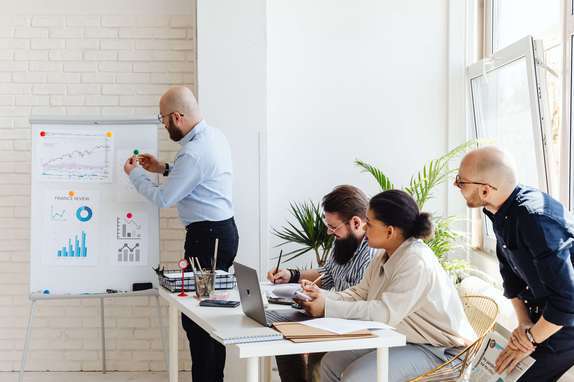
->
[311,274,323,286]
[273,250,283,284]
[194,257,203,273]
[212,238,219,273]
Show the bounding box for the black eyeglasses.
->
[157,111,184,124]
[454,175,498,191]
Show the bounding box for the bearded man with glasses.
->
[267,184,377,382]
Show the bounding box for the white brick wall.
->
[0,9,196,372]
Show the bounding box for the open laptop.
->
[234,261,310,327]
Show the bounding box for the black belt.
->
[185,217,235,231]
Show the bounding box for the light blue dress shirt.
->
[129,120,234,226]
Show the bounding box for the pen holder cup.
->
[194,271,215,299]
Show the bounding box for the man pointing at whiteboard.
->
[123,86,239,382]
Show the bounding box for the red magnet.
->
[177,258,189,297]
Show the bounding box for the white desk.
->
[159,287,406,382]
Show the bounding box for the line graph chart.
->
[50,205,66,221]
[37,130,114,183]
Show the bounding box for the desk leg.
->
[169,304,179,382]
[263,356,272,382]
[376,347,389,382]
[245,357,259,382]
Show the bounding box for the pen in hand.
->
[273,250,283,284]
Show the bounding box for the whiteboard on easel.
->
[30,118,160,295]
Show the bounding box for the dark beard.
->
[166,116,184,141]
[332,235,361,265]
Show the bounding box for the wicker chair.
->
[408,295,499,382]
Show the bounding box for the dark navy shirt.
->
[484,185,574,330]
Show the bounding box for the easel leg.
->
[155,295,169,370]
[100,297,106,374]
[19,300,36,382]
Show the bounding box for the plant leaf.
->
[354,159,394,191]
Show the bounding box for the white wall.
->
[0,0,195,372]
[197,0,450,274]
[197,0,268,274]
[267,0,450,268]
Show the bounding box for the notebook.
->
[273,322,375,343]
[212,326,284,345]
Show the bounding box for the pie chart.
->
[76,206,93,222]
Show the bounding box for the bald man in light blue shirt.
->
[128,118,234,224]
[124,86,238,382]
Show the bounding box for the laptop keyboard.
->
[265,310,293,324]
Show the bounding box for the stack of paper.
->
[300,318,393,334]
[212,326,283,345]
[273,321,377,343]
[267,283,312,301]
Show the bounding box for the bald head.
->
[159,86,201,121]
[460,146,518,193]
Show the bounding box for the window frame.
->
[563,0,574,209]
[466,36,552,252]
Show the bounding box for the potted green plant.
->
[272,201,334,267]
[355,140,476,279]
[272,140,476,277]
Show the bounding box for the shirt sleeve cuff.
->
[502,285,523,300]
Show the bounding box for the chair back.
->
[408,294,499,382]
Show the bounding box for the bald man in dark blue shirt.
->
[456,146,574,382]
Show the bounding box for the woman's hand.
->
[299,284,325,317]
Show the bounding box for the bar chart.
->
[56,231,87,258]
[116,216,142,240]
[117,243,141,263]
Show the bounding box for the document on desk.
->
[264,283,312,301]
[300,318,393,335]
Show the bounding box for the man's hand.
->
[300,284,325,317]
[495,346,533,374]
[508,324,536,353]
[266,269,291,284]
[137,153,165,173]
[124,156,139,175]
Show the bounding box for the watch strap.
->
[526,328,539,346]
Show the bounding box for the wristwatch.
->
[163,163,170,176]
[525,328,539,346]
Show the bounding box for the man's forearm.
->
[531,316,562,344]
